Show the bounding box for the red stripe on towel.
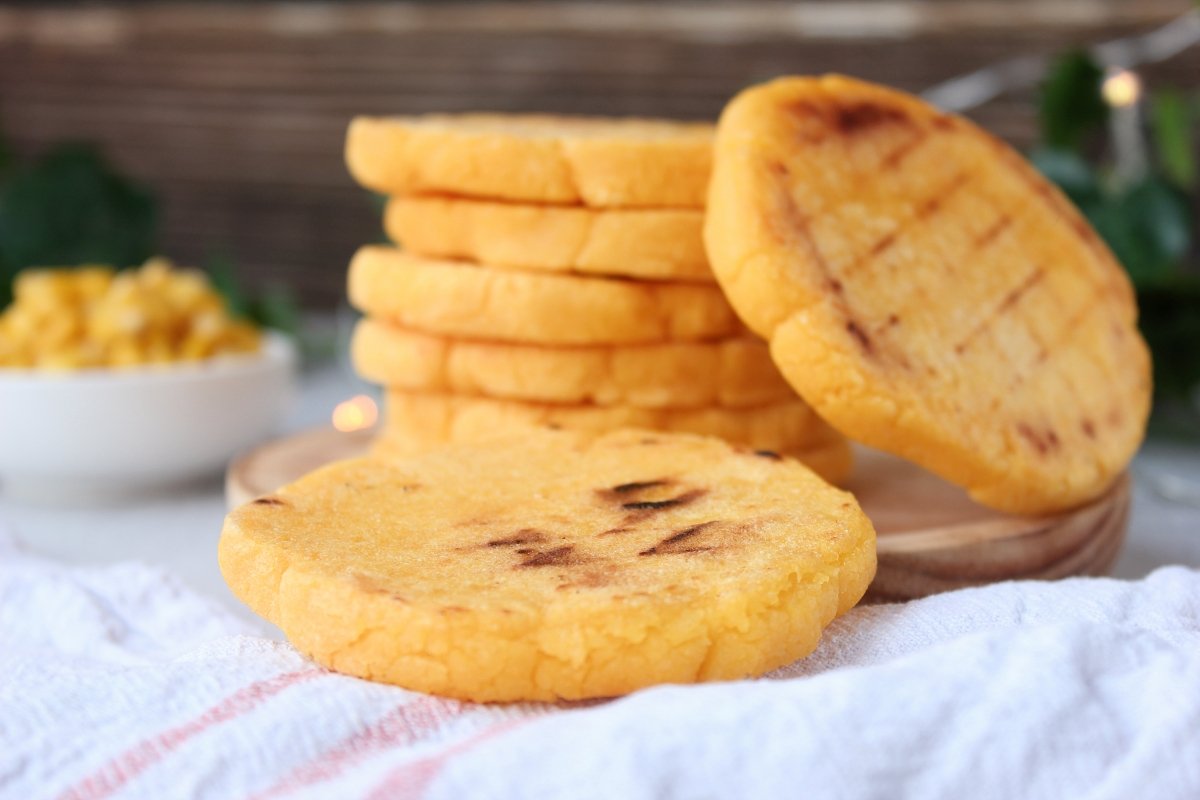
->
[57,668,323,800]
[365,718,530,800]
[249,695,470,800]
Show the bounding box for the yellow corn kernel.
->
[222,322,262,353]
[71,267,116,301]
[14,270,75,307]
[106,338,145,368]
[42,314,83,349]
[144,331,175,363]
[139,257,174,287]
[38,346,89,371]
[2,259,263,372]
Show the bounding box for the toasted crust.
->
[346,114,713,208]
[351,318,794,409]
[384,196,712,282]
[705,75,1150,514]
[375,389,852,484]
[348,246,742,345]
[218,428,875,701]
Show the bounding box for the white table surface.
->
[4,363,1199,627]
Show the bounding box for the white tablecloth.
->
[2,524,1198,800]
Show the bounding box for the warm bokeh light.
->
[1102,68,1142,108]
[332,394,378,433]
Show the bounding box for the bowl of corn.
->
[0,259,297,503]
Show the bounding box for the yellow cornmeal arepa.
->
[348,246,742,345]
[351,318,794,409]
[384,196,710,282]
[705,75,1150,514]
[346,114,712,208]
[375,390,852,484]
[218,428,875,701]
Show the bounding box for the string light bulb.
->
[1102,68,1142,108]
[332,394,378,433]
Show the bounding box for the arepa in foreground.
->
[704,74,1150,515]
[218,429,876,702]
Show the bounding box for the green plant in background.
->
[206,252,301,339]
[1032,50,1199,406]
[0,130,11,178]
[0,142,157,308]
[0,134,301,341]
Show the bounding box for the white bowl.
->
[0,332,297,504]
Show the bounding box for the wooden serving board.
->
[226,427,1130,602]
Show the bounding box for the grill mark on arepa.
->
[610,479,670,495]
[353,572,408,604]
[954,266,1046,355]
[556,568,616,591]
[595,478,677,507]
[1016,422,1062,456]
[846,321,875,355]
[770,193,884,366]
[869,231,899,258]
[932,115,958,132]
[782,99,828,144]
[640,521,719,556]
[487,529,547,548]
[1008,285,1108,388]
[915,172,970,219]
[832,101,913,135]
[516,545,581,568]
[252,496,287,507]
[974,215,1013,249]
[881,129,928,170]
[621,488,707,512]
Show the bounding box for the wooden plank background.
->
[0,0,1194,308]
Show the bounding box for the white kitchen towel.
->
[1,524,1198,800]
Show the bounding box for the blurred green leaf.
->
[248,284,301,338]
[1138,277,1200,400]
[205,252,251,320]
[0,144,157,306]
[369,192,387,216]
[205,252,302,338]
[0,131,11,179]
[1030,147,1102,205]
[1038,142,1194,291]
[1127,178,1193,262]
[1150,89,1196,190]
[1077,178,1192,287]
[1039,51,1108,151]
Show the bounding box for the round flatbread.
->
[384,196,711,282]
[375,390,852,484]
[346,114,712,208]
[704,75,1150,514]
[348,246,742,345]
[351,318,793,409]
[219,428,876,701]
